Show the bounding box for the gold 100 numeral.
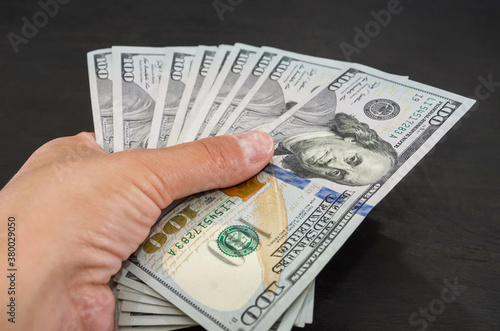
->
[142,205,198,254]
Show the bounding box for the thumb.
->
[115,131,275,208]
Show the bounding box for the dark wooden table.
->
[1,1,499,330]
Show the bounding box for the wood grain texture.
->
[1,0,499,330]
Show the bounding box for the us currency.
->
[115,270,192,318]
[285,281,314,328]
[199,49,280,139]
[147,47,197,148]
[120,301,184,315]
[114,269,168,300]
[117,311,196,327]
[87,48,114,153]
[124,65,474,331]
[179,43,262,143]
[115,284,144,294]
[215,46,408,137]
[176,44,233,143]
[112,46,169,152]
[216,46,348,135]
[118,266,314,329]
[166,46,217,145]
[116,284,165,301]
[117,287,166,303]
[114,269,314,329]
[276,288,308,331]
[299,281,314,325]
[117,325,192,331]
[118,296,307,330]
[114,204,311,328]
[116,274,309,329]
[118,193,315,329]
[119,326,192,331]
[117,290,175,307]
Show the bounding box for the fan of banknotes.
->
[87,43,475,331]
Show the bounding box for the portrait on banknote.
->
[275,113,397,186]
[221,77,397,186]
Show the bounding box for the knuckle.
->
[39,132,97,152]
[198,137,240,179]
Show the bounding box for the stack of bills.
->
[87,43,475,331]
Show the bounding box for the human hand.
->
[0,131,274,330]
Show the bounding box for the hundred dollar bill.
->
[115,205,315,326]
[116,284,165,301]
[216,46,347,135]
[117,254,314,327]
[118,326,192,331]
[118,311,196,327]
[299,281,314,325]
[87,48,114,153]
[276,288,308,331]
[119,326,192,331]
[112,46,168,152]
[167,46,217,145]
[117,290,174,308]
[290,280,314,328]
[199,49,280,139]
[176,44,233,143]
[180,43,262,143]
[114,269,169,300]
[120,301,184,315]
[216,46,408,137]
[117,287,166,303]
[124,66,474,331]
[147,47,197,148]
[116,284,143,294]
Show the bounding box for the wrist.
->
[0,188,71,329]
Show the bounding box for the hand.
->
[0,131,274,331]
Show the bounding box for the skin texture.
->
[0,131,274,331]
[287,133,392,186]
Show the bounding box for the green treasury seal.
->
[217,225,259,257]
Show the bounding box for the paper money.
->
[86,43,475,331]
[117,290,174,308]
[217,47,347,135]
[176,44,234,143]
[120,301,184,315]
[118,311,196,327]
[300,281,314,325]
[181,43,262,142]
[114,269,167,300]
[114,270,311,330]
[147,47,197,148]
[87,48,114,153]
[116,284,166,301]
[119,326,192,331]
[199,50,280,139]
[124,68,474,331]
[215,46,407,136]
[276,288,308,331]
[112,46,168,152]
[166,46,217,145]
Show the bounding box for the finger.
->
[115,131,275,208]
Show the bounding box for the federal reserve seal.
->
[364,99,400,120]
[217,225,259,257]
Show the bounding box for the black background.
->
[1,0,499,330]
